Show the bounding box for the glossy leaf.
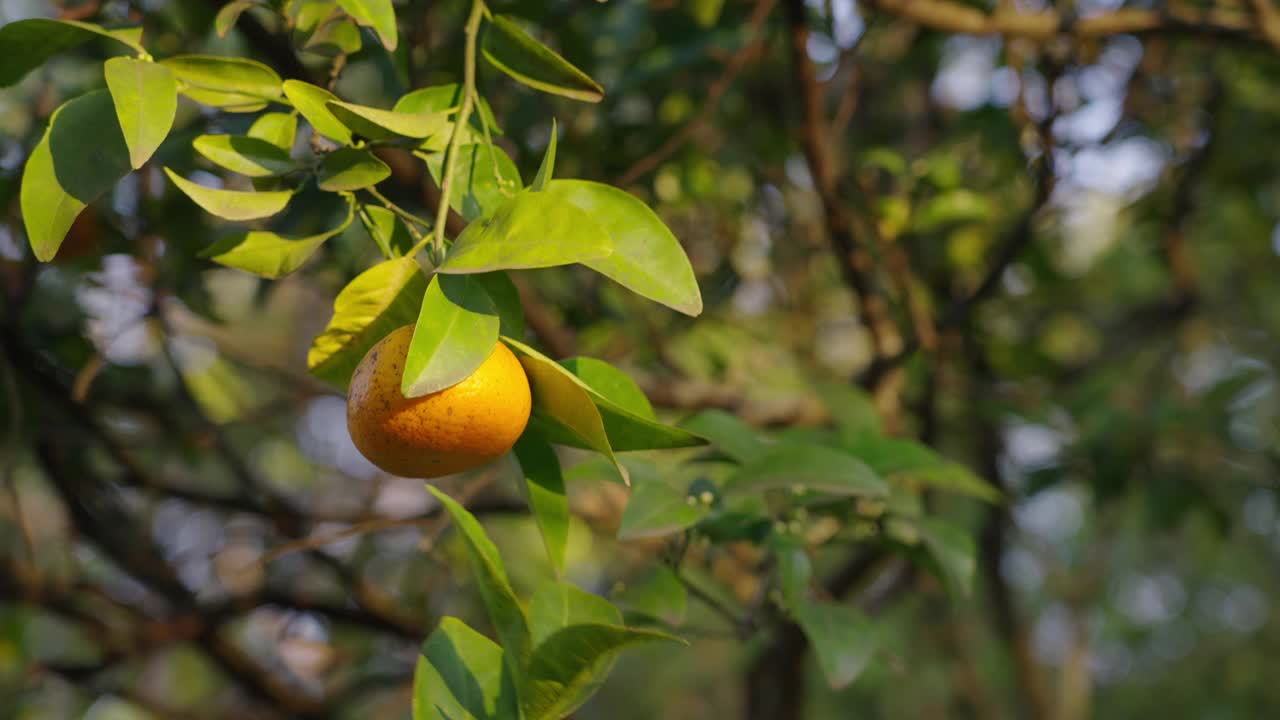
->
[0,18,142,87]
[440,190,612,274]
[304,17,363,56]
[403,274,500,397]
[20,91,132,262]
[396,83,500,136]
[556,357,707,452]
[282,80,352,143]
[336,0,397,50]
[531,118,557,191]
[916,518,976,598]
[247,112,297,150]
[413,617,518,720]
[482,15,604,103]
[163,168,291,221]
[528,582,621,647]
[193,134,295,177]
[317,147,390,191]
[199,196,353,278]
[360,205,415,258]
[515,436,569,575]
[104,58,177,169]
[560,357,654,419]
[214,0,257,37]
[726,442,888,498]
[308,257,427,387]
[427,487,531,665]
[327,100,451,141]
[616,567,687,626]
[502,337,624,482]
[794,601,878,689]
[474,272,524,339]
[618,481,708,540]
[679,410,768,463]
[163,55,283,105]
[523,623,682,720]
[545,180,702,316]
[843,435,1000,503]
[423,143,522,221]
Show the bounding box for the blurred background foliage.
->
[2,0,1280,718]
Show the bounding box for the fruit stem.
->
[423,0,486,263]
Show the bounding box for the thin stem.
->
[365,186,430,241]
[428,0,486,259]
[357,204,395,260]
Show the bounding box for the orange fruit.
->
[346,326,531,478]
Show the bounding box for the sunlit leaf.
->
[199,196,353,278]
[413,617,518,720]
[282,80,352,144]
[104,58,177,169]
[247,112,297,150]
[317,147,390,191]
[440,190,612,274]
[193,134,295,177]
[545,180,702,316]
[163,55,283,105]
[0,18,142,87]
[163,168,292,220]
[20,91,131,261]
[515,436,569,575]
[402,274,500,398]
[336,0,397,50]
[309,257,428,387]
[327,100,452,141]
[214,0,258,37]
[531,118,557,191]
[482,15,604,102]
[423,143,522,221]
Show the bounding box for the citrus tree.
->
[4,0,1280,719]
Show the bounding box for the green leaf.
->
[360,204,415,258]
[531,118,556,191]
[523,623,682,720]
[0,18,141,88]
[440,190,612,274]
[545,180,702,316]
[317,147,390,191]
[103,58,177,170]
[304,17,363,56]
[20,91,132,262]
[557,357,706,452]
[726,442,888,498]
[247,112,297,150]
[327,100,452,141]
[423,144,522,222]
[396,84,501,137]
[679,410,767,463]
[843,435,1001,503]
[282,80,352,144]
[427,487,531,666]
[619,481,708,540]
[336,0,397,50]
[819,382,882,440]
[413,617,518,720]
[616,567,688,626]
[474,272,525,339]
[308,257,428,387]
[794,601,878,689]
[482,15,604,103]
[215,0,258,37]
[502,337,624,483]
[193,134,295,177]
[163,168,291,221]
[163,55,283,108]
[529,582,621,647]
[199,196,354,278]
[402,274,500,397]
[515,436,569,576]
[916,518,976,598]
[559,358,653,419]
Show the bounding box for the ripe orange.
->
[346,326,531,478]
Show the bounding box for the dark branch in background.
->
[615,0,778,187]
[207,0,315,82]
[783,0,896,371]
